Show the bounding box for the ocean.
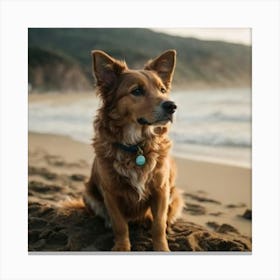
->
[28,88,251,167]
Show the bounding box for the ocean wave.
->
[170,132,251,148]
[177,111,251,123]
[29,89,251,150]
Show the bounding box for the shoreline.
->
[28,89,251,168]
[172,149,251,169]
[29,130,251,169]
[28,130,251,169]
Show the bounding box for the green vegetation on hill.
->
[28,47,91,91]
[28,28,251,91]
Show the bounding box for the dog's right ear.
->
[91,50,127,90]
[144,50,176,90]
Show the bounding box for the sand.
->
[28,132,252,252]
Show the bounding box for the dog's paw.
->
[112,242,131,251]
[153,241,170,252]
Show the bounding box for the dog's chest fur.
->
[110,124,162,200]
[94,121,170,200]
[113,149,157,200]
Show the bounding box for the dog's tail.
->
[58,196,86,214]
[60,197,85,209]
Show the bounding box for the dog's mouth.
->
[137,115,173,126]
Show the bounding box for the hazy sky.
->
[152,28,251,45]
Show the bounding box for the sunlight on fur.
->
[83,49,184,251]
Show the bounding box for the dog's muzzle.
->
[137,101,177,125]
[161,101,177,114]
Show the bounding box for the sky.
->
[152,28,251,45]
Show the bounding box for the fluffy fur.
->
[84,49,183,251]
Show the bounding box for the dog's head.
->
[92,50,177,127]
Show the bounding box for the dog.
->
[83,49,183,251]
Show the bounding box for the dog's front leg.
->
[103,191,131,251]
[151,189,170,251]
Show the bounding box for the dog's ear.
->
[91,50,127,90]
[145,50,176,89]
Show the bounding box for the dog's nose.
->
[162,101,177,114]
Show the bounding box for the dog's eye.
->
[160,87,167,94]
[131,87,144,96]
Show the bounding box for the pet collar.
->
[115,142,146,166]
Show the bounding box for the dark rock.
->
[169,243,180,251]
[30,239,46,250]
[226,203,246,209]
[242,209,252,220]
[184,203,206,215]
[206,221,220,231]
[209,211,223,216]
[216,224,239,234]
[47,232,68,246]
[28,230,40,243]
[207,222,239,234]
[28,166,57,180]
[70,174,86,181]
[39,229,52,239]
[29,181,61,193]
[93,233,114,251]
[28,217,48,229]
[199,237,245,251]
[184,193,221,204]
[28,202,41,214]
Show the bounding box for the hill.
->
[28,47,91,91]
[28,28,251,91]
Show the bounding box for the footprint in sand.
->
[184,203,206,215]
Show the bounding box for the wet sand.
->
[28,132,252,252]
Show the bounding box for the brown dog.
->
[83,49,183,251]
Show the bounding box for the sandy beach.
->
[28,132,252,252]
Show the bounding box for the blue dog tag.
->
[136,155,146,166]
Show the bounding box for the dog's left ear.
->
[145,50,176,89]
[91,50,127,91]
